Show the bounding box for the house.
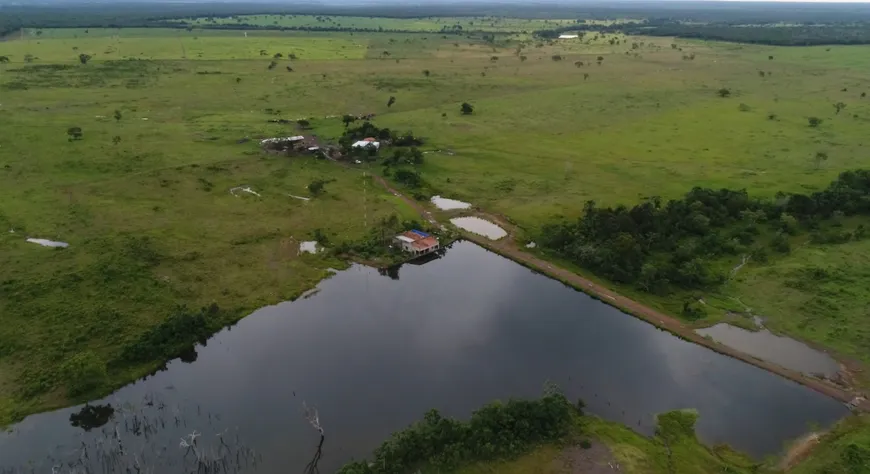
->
[352,137,380,149]
[394,230,440,256]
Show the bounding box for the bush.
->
[60,351,108,397]
[771,233,791,254]
[682,300,707,321]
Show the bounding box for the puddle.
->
[696,324,840,377]
[299,241,320,254]
[431,196,471,210]
[26,238,69,248]
[450,217,507,240]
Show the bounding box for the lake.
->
[0,241,849,473]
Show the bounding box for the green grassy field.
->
[2,23,870,426]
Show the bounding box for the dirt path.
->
[335,159,867,411]
[778,432,821,471]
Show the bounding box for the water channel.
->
[0,241,849,473]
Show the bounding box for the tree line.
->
[337,389,579,474]
[533,19,870,46]
[539,170,870,311]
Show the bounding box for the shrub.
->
[771,233,791,254]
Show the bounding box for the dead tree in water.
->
[303,402,325,474]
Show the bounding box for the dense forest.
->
[539,170,870,315]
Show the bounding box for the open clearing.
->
[2,24,870,424]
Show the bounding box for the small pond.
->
[26,238,69,248]
[0,242,848,473]
[450,216,507,239]
[431,195,472,210]
[697,324,840,377]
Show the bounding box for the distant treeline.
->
[4,1,870,36]
[535,19,870,46]
[539,170,870,311]
[175,22,466,35]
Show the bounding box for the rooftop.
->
[411,236,439,250]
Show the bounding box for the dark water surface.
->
[0,242,849,473]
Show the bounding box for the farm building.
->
[394,230,440,256]
[558,34,579,39]
[352,137,380,149]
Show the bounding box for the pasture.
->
[2,24,870,422]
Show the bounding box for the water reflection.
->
[697,323,840,377]
[0,242,849,473]
[69,404,115,432]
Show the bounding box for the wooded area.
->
[540,170,870,311]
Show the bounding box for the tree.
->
[308,179,327,196]
[342,115,357,127]
[267,61,277,70]
[422,69,430,77]
[770,233,790,254]
[273,53,283,58]
[780,213,798,235]
[833,102,847,114]
[808,116,823,128]
[490,56,498,61]
[235,77,242,83]
[460,102,474,115]
[113,109,122,122]
[0,56,8,63]
[112,135,121,145]
[78,53,91,65]
[519,55,527,62]
[551,54,563,61]
[67,127,83,141]
[297,119,311,129]
[596,55,604,62]
[814,151,828,169]
[717,88,731,98]
[768,55,774,60]
[583,73,589,80]
[387,96,396,108]
[862,92,867,98]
